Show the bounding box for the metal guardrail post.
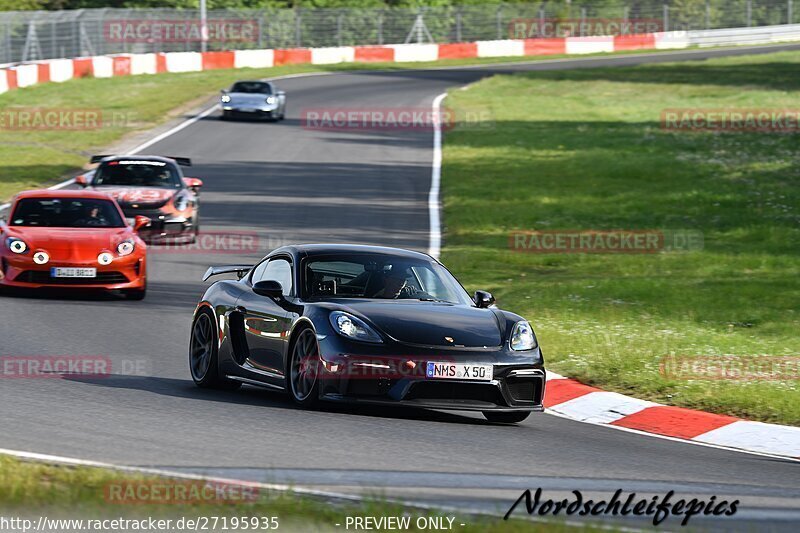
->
[456,9,462,42]
[581,7,587,36]
[706,1,711,29]
[747,0,752,27]
[496,6,502,40]
[663,4,669,32]
[295,9,301,48]
[377,12,383,46]
[790,0,794,24]
[337,12,342,47]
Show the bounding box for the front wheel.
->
[286,328,320,407]
[190,308,241,390]
[483,411,531,424]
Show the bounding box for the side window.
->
[252,258,293,295]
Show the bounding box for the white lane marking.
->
[428,93,447,259]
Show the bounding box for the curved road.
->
[2,45,800,530]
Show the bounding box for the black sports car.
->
[190,244,545,423]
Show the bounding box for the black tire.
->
[483,411,531,424]
[286,327,321,407]
[189,308,242,390]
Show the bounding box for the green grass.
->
[0,456,598,532]
[0,45,715,203]
[441,51,800,425]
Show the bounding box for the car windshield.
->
[303,254,472,304]
[230,82,271,94]
[10,198,124,228]
[93,160,182,188]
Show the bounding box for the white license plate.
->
[126,217,136,227]
[240,108,257,113]
[426,362,493,381]
[50,267,96,278]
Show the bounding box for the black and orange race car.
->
[76,155,203,244]
[0,189,149,299]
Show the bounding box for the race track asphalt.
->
[2,44,799,530]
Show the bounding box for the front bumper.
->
[0,254,145,290]
[123,208,196,243]
[315,336,546,412]
[222,105,278,120]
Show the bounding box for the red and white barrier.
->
[545,373,800,458]
[2,26,799,95]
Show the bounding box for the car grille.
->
[405,381,505,404]
[505,376,544,404]
[15,271,129,285]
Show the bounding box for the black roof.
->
[273,244,434,261]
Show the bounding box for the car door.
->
[236,256,294,379]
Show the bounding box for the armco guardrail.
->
[1,24,799,96]
[687,22,800,46]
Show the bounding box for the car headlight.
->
[33,251,49,265]
[510,321,537,351]
[7,238,27,254]
[173,194,189,211]
[117,240,135,256]
[266,96,277,105]
[98,252,114,266]
[221,95,231,103]
[329,311,383,344]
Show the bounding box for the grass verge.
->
[0,456,593,532]
[441,51,800,425]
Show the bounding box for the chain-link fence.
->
[1,1,798,64]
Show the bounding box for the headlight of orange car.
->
[117,240,135,256]
[6,237,28,254]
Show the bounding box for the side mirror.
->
[183,177,203,192]
[75,174,89,187]
[253,280,283,299]
[474,290,495,308]
[133,215,151,232]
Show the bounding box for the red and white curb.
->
[544,372,800,459]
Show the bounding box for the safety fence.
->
[1,1,799,64]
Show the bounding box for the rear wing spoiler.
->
[90,155,192,166]
[202,265,252,282]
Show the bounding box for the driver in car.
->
[76,205,109,227]
[373,266,418,299]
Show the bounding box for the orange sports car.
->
[0,190,149,299]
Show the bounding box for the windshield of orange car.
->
[10,198,125,228]
[93,160,182,188]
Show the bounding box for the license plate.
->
[50,267,96,278]
[240,108,257,113]
[126,217,136,227]
[426,362,493,381]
